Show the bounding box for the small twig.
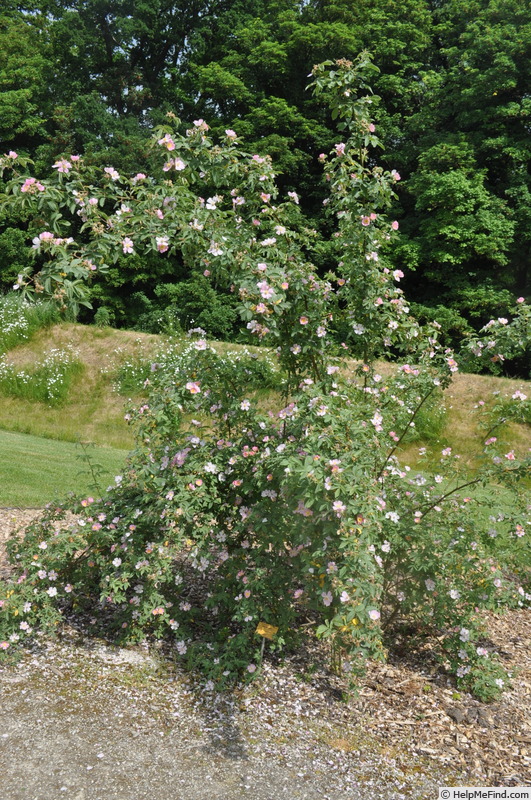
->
[421,477,482,517]
[482,417,507,442]
[377,387,436,480]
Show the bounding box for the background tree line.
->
[1,0,529,360]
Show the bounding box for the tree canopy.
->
[0,0,529,359]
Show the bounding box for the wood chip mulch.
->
[1,507,530,786]
[349,612,531,785]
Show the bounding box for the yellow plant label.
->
[255,622,279,640]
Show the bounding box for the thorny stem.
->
[482,418,507,443]
[76,442,104,497]
[377,386,436,480]
[421,477,482,517]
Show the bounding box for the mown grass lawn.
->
[0,430,129,506]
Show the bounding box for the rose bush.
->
[0,55,529,700]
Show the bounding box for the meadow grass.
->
[0,321,528,505]
[0,323,158,449]
[0,295,60,354]
[398,370,531,470]
[0,349,83,406]
[0,429,129,506]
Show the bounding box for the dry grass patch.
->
[0,325,162,448]
[4,323,160,370]
[0,322,529,461]
[444,372,530,464]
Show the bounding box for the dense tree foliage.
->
[397,0,531,331]
[0,0,529,360]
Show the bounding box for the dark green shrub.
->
[0,227,33,291]
[154,276,239,340]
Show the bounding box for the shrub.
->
[93,305,115,328]
[115,337,279,397]
[0,226,33,291]
[461,301,530,379]
[0,55,529,700]
[408,303,473,352]
[153,276,239,340]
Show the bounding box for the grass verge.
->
[0,295,60,354]
[0,430,129,506]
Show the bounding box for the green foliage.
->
[408,154,513,272]
[401,390,447,445]
[87,250,187,329]
[485,386,531,428]
[461,299,531,378]
[409,303,473,351]
[0,227,34,290]
[399,0,531,321]
[75,441,111,498]
[115,338,279,397]
[453,285,516,326]
[152,276,239,339]
[0,12,50,144]
[0,58,529,702]
[93,305,115,328]
[2,0,530,343]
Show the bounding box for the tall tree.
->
[398,0,531,323]
[181,0,435,204]
[27,0,230,170]
[2,0,529,338]
[0,11,51,151]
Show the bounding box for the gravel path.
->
[1,508,530,799]
[0,636,454,800]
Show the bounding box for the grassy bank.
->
[0,321,528,505]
